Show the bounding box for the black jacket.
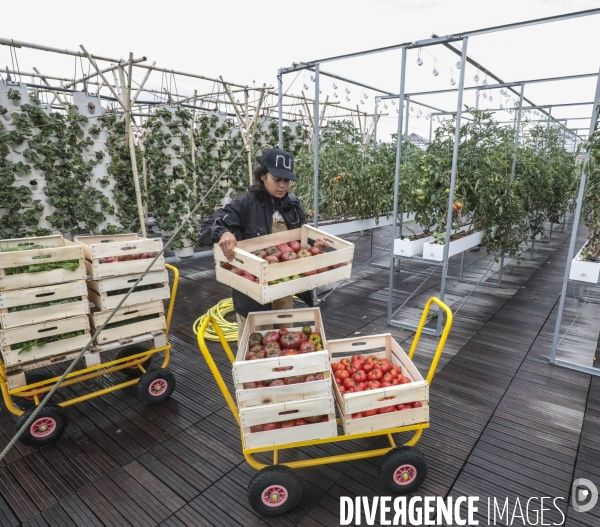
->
[200,190,307,317]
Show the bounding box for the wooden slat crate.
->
[89,300,166,345]
[214,225,354,304]
[0,280,89,330]
[86,269,170,311]
[328,334,429,435]
[0,314,91,372]
[0,235,86,292]
[234,307,332,407]
[74,233,165,279]
[239,395,337,449]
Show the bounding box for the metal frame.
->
[277,9,600,338]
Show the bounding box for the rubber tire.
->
[116,345,152,378]
[247,465,302,517]
[13,370,53,411]
[15,404,68,448]
[379,446,427,495]
[137,369,175,405]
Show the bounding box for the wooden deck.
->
[0,223,599,526]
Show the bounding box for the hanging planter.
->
[422,229,483,261]
[570,242,600,284]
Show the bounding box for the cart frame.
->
[196,296,452,471]
[0,264,179,415]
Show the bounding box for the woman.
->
[200,148,325,345]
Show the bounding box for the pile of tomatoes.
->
[99,252,158,264]
[249,415,329,433]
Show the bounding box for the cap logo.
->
[275,154,292,170]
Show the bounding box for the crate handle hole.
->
[378,396,397,402]
[351,342,368,346]
[272,366,293,372]
[123,310,138,315]
[100,240,115,243]
[38,326,58,333]
[127,279,138,283]
[275,314,293,319]
[32,254,52,260]
[120,246,137,252]
[278,410,299,416]
[35,292,55,298]
[17,243,36,247]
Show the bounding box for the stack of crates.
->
[0,236,91,386]
[74,234,170,347]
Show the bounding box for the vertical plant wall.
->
[144,105,196,255]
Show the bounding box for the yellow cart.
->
[0,264,179,447]
[196,296,452,516]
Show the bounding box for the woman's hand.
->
[219,231,237,261]
[314,238,330,250]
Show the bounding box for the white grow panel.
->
[394,235,435,257]
[569,242,600,284]
[422,230,484,261]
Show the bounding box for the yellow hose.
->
[192,298,239,342]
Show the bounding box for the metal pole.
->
[313,65,320,229]
[510,84,525,178]
[437,37,469,335]
[387,47,408,323]
[549,66,600,364]
[278,74,283,148]
[404,96,410,140]
[544,106,552,156]
[373,98,379,144]
[475,89,480,110]
[429,116,433,143]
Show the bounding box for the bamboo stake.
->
[32,67,69,110]
[80,45,126,109]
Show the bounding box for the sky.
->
[2,0,600,141]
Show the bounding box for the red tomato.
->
[335,370,349,381]
[392,364,401,373]
[352,370,367,383]
[382,373,394,383]
[331,363,343,372]
[335,377,342,386]
[351,354,365,365]
[367,380,381,390]
[343,378,358,390]
[263,423,280,431]
[320,416,328,422]
[382,381,393,387]
[250,425,264,433]
[367,369,383,382]
[351,413,364,419]
[366,355,379,365]
[352,386,364,393]
[363,409,378,417]
[412,401,423,408]
[280,420,296,428]
[340,358,352,368]
[392,379,399,385]
[399,376,411,384]
[389,369,399,379]
[295,419,308,426]
[396,404,407,411]
[362,362,374,374]
[379,359,392,374]
[339,385,346,393]
[377,406,396,414]
[346,363,360,376]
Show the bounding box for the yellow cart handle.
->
[164,264,179,337]
[408,297,453,384]
[196,316,240,425]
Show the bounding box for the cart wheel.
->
[116,345,152,378]
[379,446,427,495]
[137,369,175,405]
[247,465,302,517]
[14,404,68,447]
[13,371,53,411]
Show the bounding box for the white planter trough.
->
[422,230,483,262]
[569,242,600,284]
[174,244,194,258]
[394,235,434,257]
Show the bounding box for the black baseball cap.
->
[260,148,297,181]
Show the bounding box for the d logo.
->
[572,478,598,513]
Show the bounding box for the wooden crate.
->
[86,269,170,311]
[239,395,337,449]
[0,315,91,372]
[74,233,165,279]
[214,225,354,304]
[0,280,89,330]
[328,334,430,435]
[0,235,86,292]
[234,307,331,407]
[89,300,166,345]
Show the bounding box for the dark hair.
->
[249,165,269,196]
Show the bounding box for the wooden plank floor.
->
[0,221,598,526]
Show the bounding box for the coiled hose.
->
[192,298,238,342]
